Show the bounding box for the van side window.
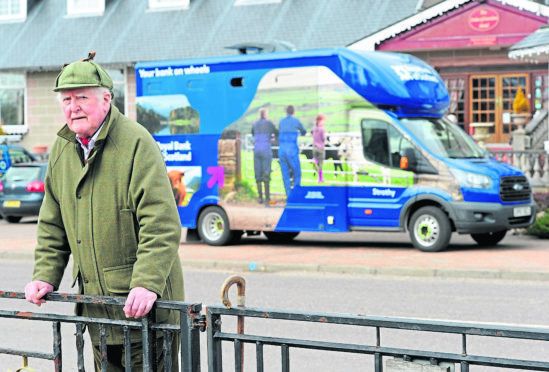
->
[361,120,390,166]
[361,119,414,168]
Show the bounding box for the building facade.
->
[0,0,548,152]
[351,0,549,149]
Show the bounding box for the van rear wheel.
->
[197,206,234,246]
[409,206,451,252]
[471,230,507,246]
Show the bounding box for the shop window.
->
[532,73,548,111]
[106,68,126,115]
[0,0,26,22]
[442,75,466,131]
[148,0,189,10]
[67,0,105,17]
[0,73,26,134]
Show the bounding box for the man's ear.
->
[103,91,112,107]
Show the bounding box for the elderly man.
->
[24,53,184,371]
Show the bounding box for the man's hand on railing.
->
[24,281,54,307]
[123,287,158,319]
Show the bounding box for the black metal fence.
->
[0,291,202,372]
[207,305,549,372]
[1,288,549,371]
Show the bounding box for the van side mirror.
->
[401,147,417,171]
[400,147,437,174]
[400,156,408,169]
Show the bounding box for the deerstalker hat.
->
[53,51,113,92]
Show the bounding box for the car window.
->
[4,166,42,182]
[9,148,34,164]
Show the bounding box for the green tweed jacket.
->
[32,105,184,345]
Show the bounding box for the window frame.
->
[148,0,190,11]
[0,72,27,135]
[234,0,282,6]
[66,0,105,17]
[0,0,27,22]
[106,67,127,115]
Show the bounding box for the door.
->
[470,74,529,144]
[347,118,414,229]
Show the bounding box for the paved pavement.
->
[2,219,548,281]
[179,230,549,281]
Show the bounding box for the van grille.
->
[499,176,531,202]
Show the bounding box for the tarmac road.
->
[1,217,549,371]
[1,216,548,281]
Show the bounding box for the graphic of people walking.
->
[312,114,326,183]
[252,108,278,205]
[278,105,306,196]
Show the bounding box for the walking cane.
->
[221,275,246,371]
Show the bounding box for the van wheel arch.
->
[402,200,456,233]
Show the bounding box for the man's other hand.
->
[124,287,158,318]
[25,281,54,306]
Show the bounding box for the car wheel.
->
[263,231,300,243]
[471,230,507,247]
[409,206,451,252]
[6,216,22,223]
[197,206,234,246]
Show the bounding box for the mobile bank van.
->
[135,48,536,252]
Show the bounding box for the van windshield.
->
[400,117,487,159]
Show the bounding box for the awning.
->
[509,24,549,62]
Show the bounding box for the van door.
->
[347,118,414,229]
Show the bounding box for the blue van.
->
[135,48,536,252]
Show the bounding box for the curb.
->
[181,260,549,282]
[3,252,548,282]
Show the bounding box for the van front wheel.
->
[197,206,234,246]
[409,207,451,252]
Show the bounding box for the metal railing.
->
[206,305,549,372]
[0,291,202,372]
[2,285,549,371]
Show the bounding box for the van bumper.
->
[448,200,537,234]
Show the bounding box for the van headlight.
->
[450,168,492,189]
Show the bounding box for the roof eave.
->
[349,0,549,51]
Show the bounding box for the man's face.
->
[60,87,111,138]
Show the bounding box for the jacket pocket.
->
[103,263,134,296]
[119,209,138,260]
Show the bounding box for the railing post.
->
[531,153,543,187]
[76,323,85,372]
[142,312,153,372]
[542,151,549,185]
[207,309,222,372]
[99,324,108,372]
[181,304,202,372]
[53,321,62,372]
